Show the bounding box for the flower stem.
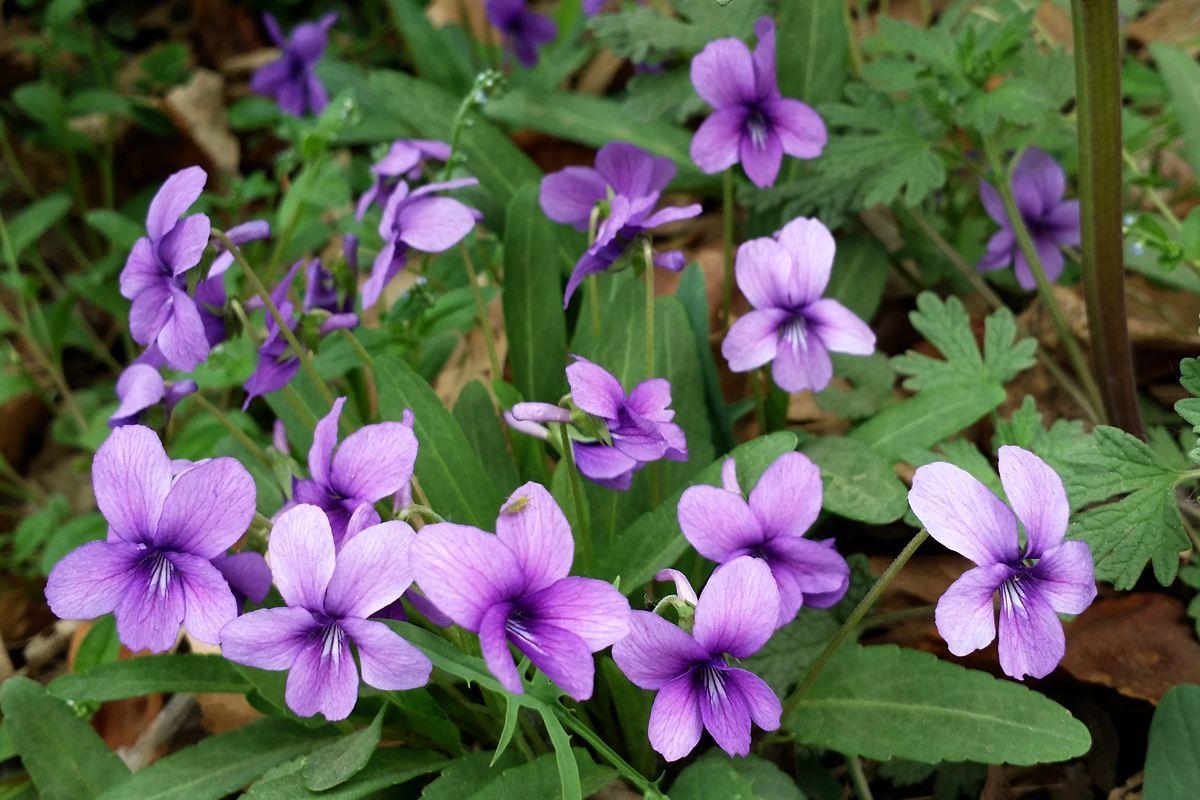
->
[0,211,88,434]
[461,243,503,383]
[1071,0,1144,437]
[214,231,336,410]
[643,238,655,379]
[780,528,929,721]
[846,754,875,800]
[981,140,1106,423]
[557,423,593,569]
[721,167,735,329]
[902,206,1102,424]
[555,707,661,798]
[339,329,378,421]
[188,393,280,490]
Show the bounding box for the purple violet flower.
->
[364,178,479,309]
[612,556,782,761]
[291,396,418,547]
[243,261,304,407]
[213,551,272,610]
[220,504,432,721]
[120,166,213,372]
[356,140,453,220]
[539,142,701,306]
[485,0,556,68]
[721,217,875,393]
[510,357,688,491]
[908,446,1096,680]
[109,363,197,428]
[412,482,631,700]
[211,219,271,277]
[304,258,358,332]
[45,425,256,652]
[251,13,337,117]
[566,356,687,489]
[689,17,826,188]
[978,147,1081,290]
[678,453,848,627]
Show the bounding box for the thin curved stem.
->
[981,140,1106,422]
[462,243,503,383]
[214,230,336,410]
[781,529,929,720]
[721,168,735,329]
[847,754,875,800]
[557,423,592,570]
[643,239,655,379]
[188,393,282,493]
[0,212,88,434]
[902,206,1101,424]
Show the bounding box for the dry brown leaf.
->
[187,637,263,733]
[1062,592,1200,704]
[163,69,240,175]
[1128,0,1200,52]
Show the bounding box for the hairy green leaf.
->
[1144,684,1200,800]
[50,654,250,703]
[786,645,1091,764]
[0,676,130,800]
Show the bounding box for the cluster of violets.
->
[45,5,1100,770]
[47,408,1093,756]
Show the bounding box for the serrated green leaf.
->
[1064,426,1189,588]
[815,353,896,421]
[892,293,1034,391]
[992,396,1087,474]
[1144,684,1200,800]
[671,751,805,800]
[98,719,330,800]
[786,645,1091,764]
[50,654,250,703]
[826,132,945,207]
[588,0,765,63]
[802,436,908,523]
[0,676,130,800]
